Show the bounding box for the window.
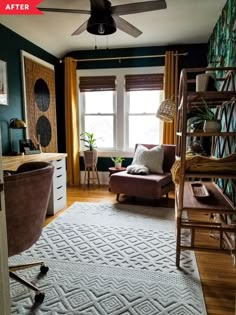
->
[79,68,164,153]
[79,76,116,150]
[82,90,115,148]
[125,74,164,150]
[127,90,164,148]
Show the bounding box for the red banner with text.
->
[0,0,43,15]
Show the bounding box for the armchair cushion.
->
[109,144,176,201]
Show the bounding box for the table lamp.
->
[9,118,27,155]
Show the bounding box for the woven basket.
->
[156,99,176,122]
[171,153,236,184]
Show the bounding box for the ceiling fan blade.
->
[112,0,167,16]
[39,7,91,14]
[71,20,89,36]
[113,16,142,38]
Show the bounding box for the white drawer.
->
[53,194,67,213]
[47,157,67,215]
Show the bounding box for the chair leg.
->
[116,193,120,202]
[9,262,49,303]
[10,271,40,293]
[9,261,44,272]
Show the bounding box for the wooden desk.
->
[2,153,67,171]
[2,153,67,215]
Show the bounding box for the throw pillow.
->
[132,144,164,174]
[126,164,149,175]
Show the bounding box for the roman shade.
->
[125,74,164,91]
[79,76,116,91]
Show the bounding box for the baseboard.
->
[80,171,110,185]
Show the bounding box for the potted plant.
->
[111,156,125,169]
[80,132,98,166]
[187,100,221,132]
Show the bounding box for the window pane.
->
[84,115,114,148]
[128,115,161,148]
[129,90,164,113]
[85,91,114,113]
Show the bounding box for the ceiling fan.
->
[39,0,167,38]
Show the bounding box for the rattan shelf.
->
[175,66,236,268]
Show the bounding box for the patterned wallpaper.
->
[208,0,236,67]
[207,0,236,206]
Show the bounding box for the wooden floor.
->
[45,185,236,315]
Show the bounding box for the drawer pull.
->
[56,174,62,178]
[56,167,62,170]
[56,159,62,162]
[57,185,63,190]
[57,196,63,201]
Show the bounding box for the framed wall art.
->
[0,60,8,105]
[21,50,58,153]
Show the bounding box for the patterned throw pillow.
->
[132,145,164,174]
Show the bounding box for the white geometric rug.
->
[10,202,207,314]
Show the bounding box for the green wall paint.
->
[0,24,59,155]
[66,44,208,70]
[0,23,209,160]
[80,156,132,172]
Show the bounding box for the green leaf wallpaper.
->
[208,0,236,205]
[208,0,236,67]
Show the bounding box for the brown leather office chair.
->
[4,161,54,303]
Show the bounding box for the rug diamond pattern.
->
[10,202,206,314]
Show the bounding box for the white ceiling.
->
[0,0,226,58]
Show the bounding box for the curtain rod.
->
[61,52,188,63]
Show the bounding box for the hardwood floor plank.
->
[44,185,236,315]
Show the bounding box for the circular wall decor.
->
[36,116,52,147]
[34,78,50,112]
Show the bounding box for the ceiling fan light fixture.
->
[87,14,116,35]
[98,23,105,35]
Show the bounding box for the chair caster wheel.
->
[40,265,49,274]
[34,292,45,303]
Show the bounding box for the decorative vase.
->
[83,150,97,167]
[115,162,122,169]
[196,72,216,92]
[203,120,221,132]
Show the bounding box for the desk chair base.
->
[9,262,49,303]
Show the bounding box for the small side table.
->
[108,167,126,177]
[108,167,126,192]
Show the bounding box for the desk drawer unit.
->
[47,158,67,215]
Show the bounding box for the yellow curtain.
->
[162,51,178,144]
[64,57,80,186]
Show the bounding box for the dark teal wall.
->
[66,44,208,70]
[0,22,209,158]
[0,24,59,155]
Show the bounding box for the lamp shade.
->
[156,99,176,122]
[9,118,27,129]
[87,13,116,35]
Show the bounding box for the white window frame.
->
[80,91,116,151]
[125,90,164,151]
[78,66,164,157]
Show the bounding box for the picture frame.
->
[0,60,8,105]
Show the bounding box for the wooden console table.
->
[1,153,67,215]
